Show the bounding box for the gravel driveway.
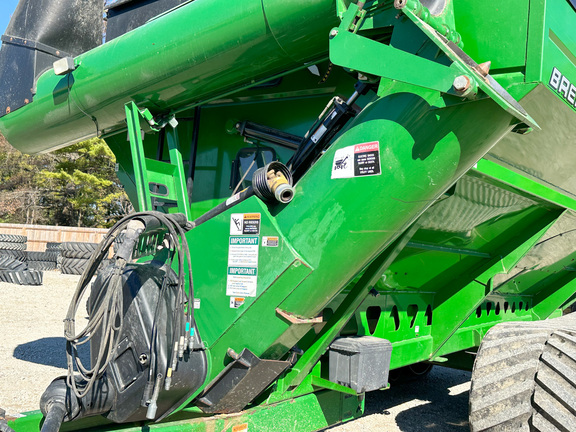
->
[0,271,471,431]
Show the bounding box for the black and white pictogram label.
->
[331,141,381,179]
[230,213,261,235]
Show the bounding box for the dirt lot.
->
[0,271,470,430]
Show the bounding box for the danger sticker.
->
[262,236,279,247]
[331,141,381,179]
[230,297,245,308]
[230,213,261,235]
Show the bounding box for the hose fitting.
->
[252,162,294,204]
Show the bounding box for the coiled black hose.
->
[252,162,294,204]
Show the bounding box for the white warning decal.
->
[230,297,246,308]
[230,213,261,235]
[331,141,381,179]
[262,236,279,247]
[226,236,259,297]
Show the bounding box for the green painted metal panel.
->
[488,85,576,199]
[7,391,363,432]
[452,0,529,70]
[0,0,338,154]
[2,0,576,430]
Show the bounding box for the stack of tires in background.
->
[0,236,104,282]
[60,242,99,275]
[27,244,59,271]
[0,234,43,285]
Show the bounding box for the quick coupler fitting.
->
[252,162,294,204]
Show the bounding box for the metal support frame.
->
[125,101,152,212]
[124,101,191,219]
[429,210,564,357]
[270,223,420,402]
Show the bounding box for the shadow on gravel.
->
[365,366,471,431]
[13,337,90,369]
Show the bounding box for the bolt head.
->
[330,29,339,38]
[453,75,470,92]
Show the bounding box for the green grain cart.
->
[0,0,575,430]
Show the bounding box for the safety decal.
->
[331,141,381,179]
[227,236,259,297]
[230,297,246,309]
[232,424,248,432]
[262,236,279,247]
[230,213,261,235]
[194,299,201,309]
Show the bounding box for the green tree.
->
[38,138,132,227]
[0,134,132,228]
[0,137,53,224]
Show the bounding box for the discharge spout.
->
[0,0,338,154]
[0,0,103,117]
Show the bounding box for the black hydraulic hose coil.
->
[252,162,294,204]
[192,162,294,229]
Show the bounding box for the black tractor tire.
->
[60,242,98,259]
[0,250,27,261]
[61,257,89,275]
[28,260,57,271]
[45,242,61,251]
[0,270,43,285]
[0,242,26,251]
[0,256,28,271]
[469,314,576,432]
[26,251,59,262]
[0,234,27,243]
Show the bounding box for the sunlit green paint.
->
[2,0,576,431]
[8,390,363,432]
[474,158,576,212]
[0,0,339,154]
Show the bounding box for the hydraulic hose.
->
[192,187,255,228]
[0,425,15,432]
[40,403,66,432]
[0,408,14,432]
[55,210,196,424]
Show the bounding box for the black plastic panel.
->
[106,0,189,41]
[0,0,103,117]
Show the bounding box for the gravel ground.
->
[326,367,471,431]
[0,271,471,431]
[0,271,86,417]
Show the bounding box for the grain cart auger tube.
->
[1,0,576,431]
